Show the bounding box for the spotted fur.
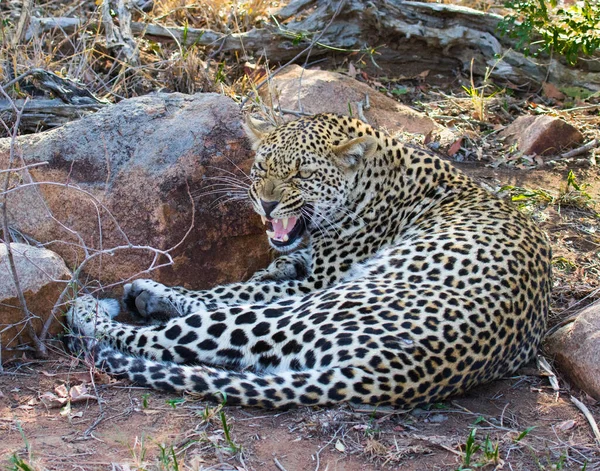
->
[66,114,551,408]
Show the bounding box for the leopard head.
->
[244,115,377,251]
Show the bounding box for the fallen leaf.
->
[335,439,346,453]
[243,62,267,84]
[39,392,66,408]
[55,384,68,398]
[556,419,576,431]
[69,384,96,402]
[60,402,72,417]
[347,62,358,78]
[542,82,565,101]
[448,138,463,156]
[423,130,433,145]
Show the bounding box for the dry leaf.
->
[335,439,346,452]
[556,419,576,431]
[423,130,433,145]
[448,138,463,156]
[542,82,565,101]
[69,384,95,402]
[243,62,267,84]
[347,62,358,78]
[55,384,68,398]
[60,402,72,417]
[40,392,66,408]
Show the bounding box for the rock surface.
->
[545,301,600,400]
[0,243,71,362]
[261,65,455,147]
[501,115,584,156]
[0,93,270,290]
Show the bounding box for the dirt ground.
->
[1,351,599,471]
[2,161,599,471]
[2,0,600,465]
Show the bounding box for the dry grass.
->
[0,0,275,118]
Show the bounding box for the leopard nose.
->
[260,200,278,219]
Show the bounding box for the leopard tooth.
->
[261,215,267,225]
[282,234,289,242]
[266,230,275,238]
[282,218,289,230]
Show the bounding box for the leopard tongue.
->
[270,217,298,241]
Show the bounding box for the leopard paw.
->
[123,279,184,321]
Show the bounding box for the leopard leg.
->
[249,248,310,282]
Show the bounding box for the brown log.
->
[0,99,105,133]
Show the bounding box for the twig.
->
[559,139,599,159]
[312,426,342,471]
[537,355,560,392]
[11,0,33,46]
[0,162,49,174]
[273,457,288,471]
[570,396,600,446]
[0,87,47,358]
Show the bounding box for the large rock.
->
[0,93,270,290]
[261,65,455,147]
[501,115,584,156]
[1,244,71,362]
[545,301,600,400]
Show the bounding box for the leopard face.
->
[245,116,377,251]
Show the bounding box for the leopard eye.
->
[253,161,267,175]
[295,168,313,180]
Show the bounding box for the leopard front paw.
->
[123,279,183,321]
[249,260,305,282]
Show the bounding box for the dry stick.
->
[11,0,33,46]
[559,139,599,159]
[570,396,600,446]
[239,0,347,110]
[0,162,48,174]
[273,457,288,471]
[0,93,47,358]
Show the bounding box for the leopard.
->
[67,113,552,409]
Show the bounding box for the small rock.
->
[261,65,455,148]
[544,301,600,400]
[501,115,583,156]
[0,243,71,362]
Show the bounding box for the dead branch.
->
[0,99,105,133]
[0,90,48,358]
[25,0,600,90]
[570,396,600,446]
[560,139,599,159]
[102,0,140,65]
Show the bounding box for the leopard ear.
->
[332,136,378,169]
[243,116,275,150]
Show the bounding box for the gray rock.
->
[0,93,269,290]
[0,243,71,362]
[545,301,600,400]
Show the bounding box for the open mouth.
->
[260,215,306,247]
